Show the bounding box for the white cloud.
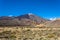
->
[8,15,13,17]
[28,13,33,15]
[49,17,56,20]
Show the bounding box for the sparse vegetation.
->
[0,27,59,40]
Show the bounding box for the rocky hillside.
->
[0,13,48,26]
[16,13,48,24]
[45,19,60,27]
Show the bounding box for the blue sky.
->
[0,0,60,19]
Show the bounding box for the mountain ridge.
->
[0,13,48,26]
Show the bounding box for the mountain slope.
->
[0,13,48,26]
[45,19,60,27]
[16,13,48,24]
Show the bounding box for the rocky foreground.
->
[0,27,60,40]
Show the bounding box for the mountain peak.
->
[17,13,48,24]
[28,13,34,16]
[0,13,48,26]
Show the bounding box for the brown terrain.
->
[45,19,60,28]
[0,14,48,26]
[0,14,60,40]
